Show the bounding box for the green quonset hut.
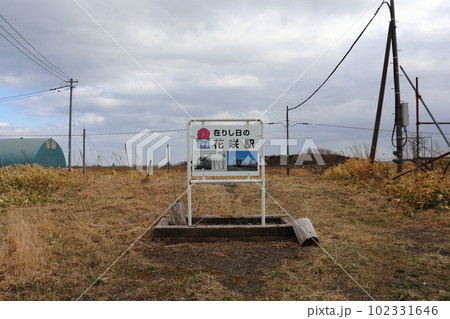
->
[0,138,66,168]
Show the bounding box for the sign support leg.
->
[187,121,193,226]
[261,121,266,225]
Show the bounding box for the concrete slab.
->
[153,214,296,243]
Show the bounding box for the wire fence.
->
[1,122,447,168]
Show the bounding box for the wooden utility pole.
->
[370,0,404,171]
[67,78,78,171]
[369,25,392,163]
[390,0,404,173]
[68,78,73,171]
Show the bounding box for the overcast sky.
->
[1,0,449,166]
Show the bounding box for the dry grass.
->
[386,170,450,210]
[323,158,390,182]
[324,159,450,211]
[0,164,73,207]
[0,207,53,285]
[0,165,448,300]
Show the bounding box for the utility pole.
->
[369,25,392,163]
[370,0,404,170]
[286,106,290,176]
[66,78,78,171]
[390,0,404,173]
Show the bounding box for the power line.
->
[289,1,387,111]
[0,124,447,138]
[0,86,69,102]
[0,133,81,137]
[72,0,197,123]
[0,14,71,81]
[0,128,187,137]
[0,30,67,81]
[0,28,68,81]
[87,129,187,136]
[267,121,449,136]
[256,0,381,120]
[0,14,71,79]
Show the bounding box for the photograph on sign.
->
[193,150,226,172]
[227,151,258,172]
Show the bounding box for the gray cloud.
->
[1,0,448,165]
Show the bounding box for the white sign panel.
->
[191,123,261,176]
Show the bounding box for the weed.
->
[0,164,76,208]
[324,159,449,210]
[0,165,447,301]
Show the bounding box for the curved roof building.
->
[0,138,66,168]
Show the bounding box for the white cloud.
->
[203,74,261,89]
[79,113,105,125]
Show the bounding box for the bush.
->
[386,171,449,210]
[323,158,389,182]
[0,165,71,208]
[324,159,450,210]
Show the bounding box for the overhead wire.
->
[256,0,382,121]
[267,121,449,136]
[87,129,187,136]
[0,14,71,79]
[289,1,388,111]
[0,14,71,81]
[71,0,196,123]
[0,30,66,81]
[0,124,447,138]
[0,86,70,102]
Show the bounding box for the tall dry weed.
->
[323,158,389,182]
[324,158,450,210]
[0,208,53,284]
[386,170,450,210]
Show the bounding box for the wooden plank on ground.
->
[169,201,187,225]
[293,218,319,246]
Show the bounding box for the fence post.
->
[82,128,86,174]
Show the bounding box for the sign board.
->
[186,119,266,226]
[190,123,261,176]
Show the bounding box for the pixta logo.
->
[125,129,171,174]
[270,138,325,165]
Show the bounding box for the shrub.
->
[386,171,450,210]
[0,165,72,208]
[324,158,450,210]
[323,158,389,182]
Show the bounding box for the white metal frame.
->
[187,118,265,226]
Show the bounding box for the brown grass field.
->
[0,163,448,300]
